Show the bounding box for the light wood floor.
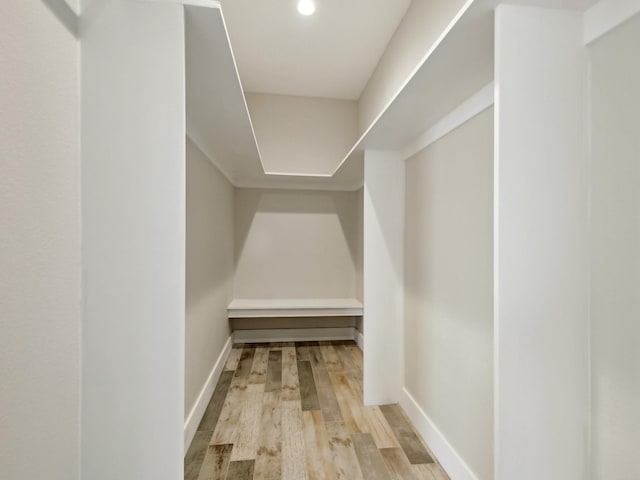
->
[185,341,450,480]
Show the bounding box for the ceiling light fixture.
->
[297,0,316,16]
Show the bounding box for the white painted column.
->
[363,150,405,405]
[494,6,589,480]
[80,1,185,479]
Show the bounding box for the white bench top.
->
[228,298,363,318]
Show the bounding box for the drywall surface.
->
[81,1,185,479]
[234,188,359,299]
[357,0,468,134]
[589,14,640,480]
[363,151,404,405]
[495,6,588,480]
[404,108,493,480]
[0,1,80,478]
[185,137,234,420]
[246,93,358,175]
[355,187,364,302]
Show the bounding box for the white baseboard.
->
[233,327,355,344]
[356,330,364,351]
[400,388,479,480]
[183,335,233,454]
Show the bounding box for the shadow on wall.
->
[43,0,124,39]
[234,188,360,271]
[41,0,78,36]
[185,138,235,311]
[364,165,405,284]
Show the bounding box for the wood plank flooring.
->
[185,341,449,480]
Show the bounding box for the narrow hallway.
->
[185,341,448,480]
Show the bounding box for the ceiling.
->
[219,0,412,100]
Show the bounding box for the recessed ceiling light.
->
[297,0,316,16]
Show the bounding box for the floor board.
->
[226,459,255,480]
[265,350,283,392]
[379,404,434,464]
[281,345,300,402]
[230,386,264,461]
[198,370,234,431]
[325,421,364,480]
[303,410,337,480]
[224,346,243,372]
[254,391,282,480]
[351,433,392,480]
[185,431,211,480]
[298,361,321,411]
[198,444,233,480]
[249,347,269,385]
[282,400,309,480]
[380,447,416,480]
[185,341,449,480]
[235,346,257,379]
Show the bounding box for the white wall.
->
[355,187,364,302]
[246,93,358,175]
[80,1,185,479]
[185,136,234,421]
[588,13,640,480]
[0,1,80,478]
[404,109,493,480]
[363,151,404,405]
[494,6,589,480]
[357,0,468,134]
[234,188,359,299]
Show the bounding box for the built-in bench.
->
[227,298,363,318]
[228,298,364,345]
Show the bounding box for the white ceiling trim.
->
[399,81,495,161]
[137,0,220,6]
[337,0,477,170]
[583,0,640,44]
